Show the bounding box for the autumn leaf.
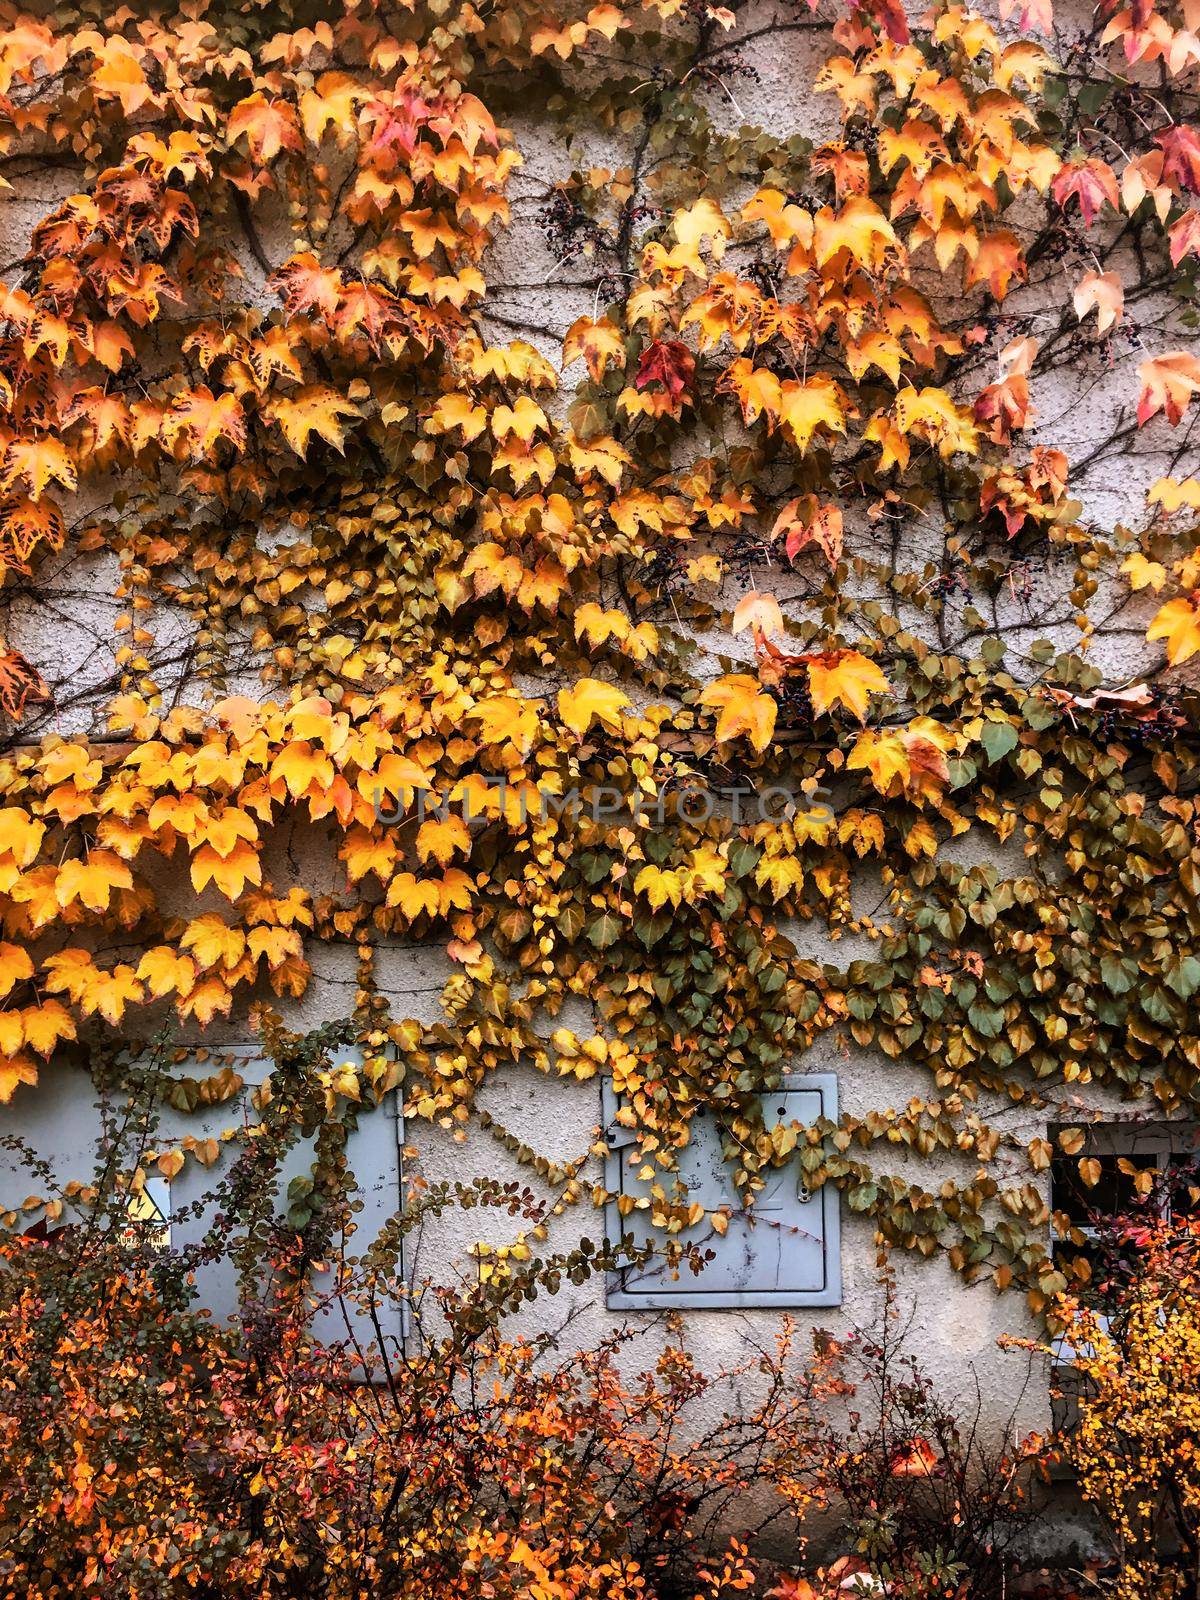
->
[1052,158,1119,225]
[0,944,33,1003]
[1149,478,1200,514]
[557,679,631,735]
[228,92,303,163]
[1138,352,1200,427]
[669,196,731,276]
[267,386,362,457]
[887,1436,943,1477]
[1074,270,1123,335]
[3,437,76,499]
[813,196,899,273]
[1147,595,1200,664]
[0,646,49,721]
[563,316,626,382]
[1121,552,1168,592]
[634,339,695,402]
[731,590,784,640]
[778,376,849,452]
[771,497,843,568]
[699,674,778,752]
[1156,126,1200,196]
[806,650,891,721]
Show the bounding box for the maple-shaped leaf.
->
[336,279,407,351]
[90,38,153,115]
[806,650,890,721]
[137,946,197,999]
[973,375,1032,445]
[190,841,262,900]
[1122,552,1168,592]
[3,437,76,499]
[813,196,899,273]
[778,376,849,452]
[998,0,1053,32]
[0,1052,37,1103]
[848,721,951,796]
[21,1000,75,1058]
[634,339,695,402]
[177,975,233,1026]
[1170,211,1200,268]
[1149,477,1200,514]
[1138,352,1200,426]
[1156,126,1200,196]
[54,850,133,914]
[699,673,777,752]
[163,387,247,460]
[1147,595,1200,664]
[771,496,843,568]
[269,253,342,318]
[300,71,366,145]
[0,944,33,1004]
[1073,270,1123,335]
[1052,159,1119,225]
[415,816,471,867]
[669,196,732,277]
[180,916,246,973]
[731,590,784,639]
[0,646,50,722]
[267,386,362,457]
[557,678,631,734]
[563,315,626,382]
[0,497,65,570]
[228,92,303,163]
[894,386,979,458]
[428,392,488,442]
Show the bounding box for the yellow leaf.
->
[54,850,133,913]
[699,674,777,752]
[137,947,197,999]
[267,386,361,458]
[670,196,731,276]
[1121,552,1168,592]
[0,943,34,1003]
[190,841,262,900]
[806,650,891,721]
[557,678,631,735]
[1148,477,1200,513]
[180,915,246,972]
[633,865,683,910]
[1147,595,1200,664]
[415,816,471,866]
[778,375,848,453]
[731,590,784,639]
[21,1002,75,1057]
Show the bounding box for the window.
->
[601,1073,841,1309]
[1050,1121,1200,1299]
[1049,1122,1200,1436]
[0,1046,406,1349]
[161,1046,406,1346]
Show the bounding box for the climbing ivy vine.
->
[0,0,1198,1314]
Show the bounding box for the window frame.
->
[1049,1120,1200,1366]
[601,1071,842,1311]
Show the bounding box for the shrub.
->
[1057,1211,1200,1600]
[0,1184,1048,1596]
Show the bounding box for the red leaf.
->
[634,339,695,402]
[1156,126,1200,196]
